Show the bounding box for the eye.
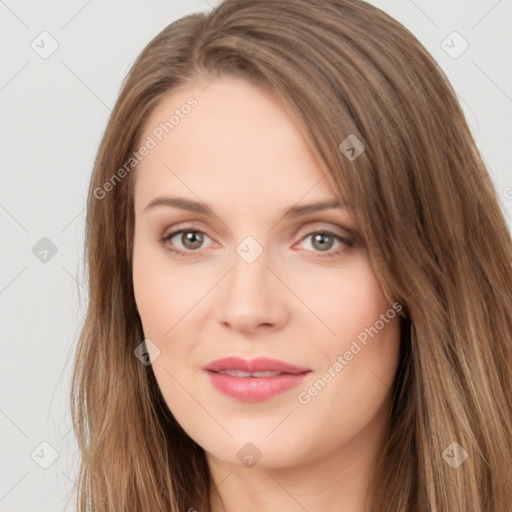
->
[158,228,213,257]
[295,230,354,257]
[158,227,355,259]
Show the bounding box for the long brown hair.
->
[70,0,512,510]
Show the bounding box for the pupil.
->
[313,233,332,251]
[183,231,203,249]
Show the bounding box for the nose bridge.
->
[218,239,286,330]
[231,243,269,291]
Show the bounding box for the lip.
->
[203,357,311,374]
[203,357,312,402]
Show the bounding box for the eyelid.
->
[293,220,355,240]
[161,220,351,243]
[161,220,216,238]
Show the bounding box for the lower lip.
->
[205,370,311,402]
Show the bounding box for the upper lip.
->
[203,357,311,374]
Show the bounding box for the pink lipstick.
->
[203,357,312,402]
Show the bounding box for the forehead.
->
[133,76,338,215]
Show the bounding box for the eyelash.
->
[157,227,355,259]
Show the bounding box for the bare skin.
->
[132,75,401,512]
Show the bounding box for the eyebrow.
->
[143,196,347,218]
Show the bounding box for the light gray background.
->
[1,0,511,510]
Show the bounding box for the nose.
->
[217,248,288,334]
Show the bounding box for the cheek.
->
[132,244,168,336]
[295,318,400,449]
[333,266,401,384]
[132,235,200,337]
[132,238,207,397]
[297,259,401,418]
[132,242,199,417]
[299,256,394,343]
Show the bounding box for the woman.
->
[70,0,512,510]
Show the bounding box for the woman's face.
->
[132,75,401,470]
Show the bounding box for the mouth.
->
[214,370,290,377]
[203,356,311,374]
[203,357,312,402]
